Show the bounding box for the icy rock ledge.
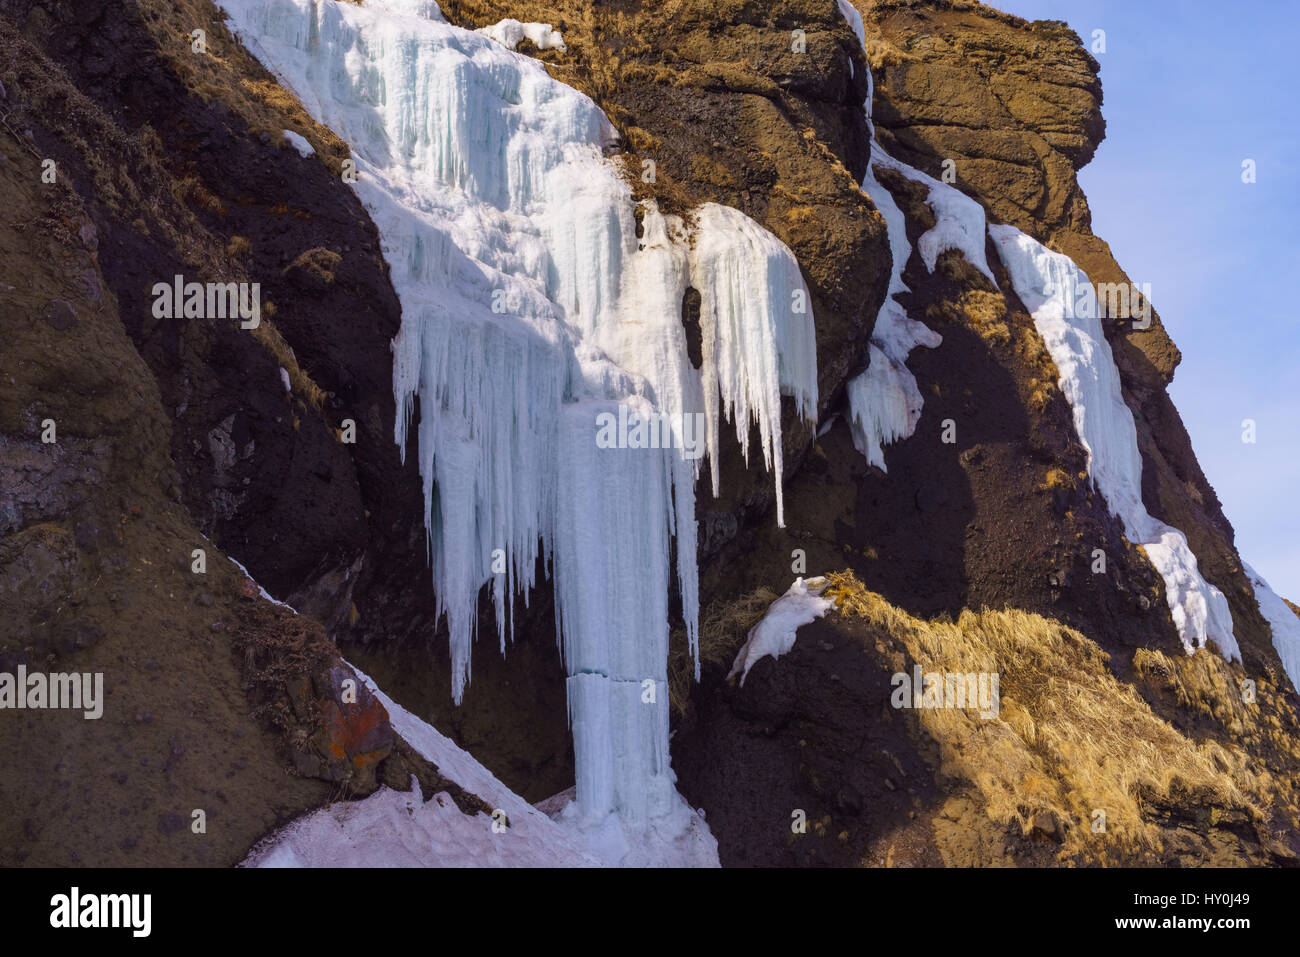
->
[989,224,1239,660]
[1245,562,1300,691]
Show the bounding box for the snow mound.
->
[243,663,603,867]
[727,577,837,686]
[1245,562,1300,691]
[476,18,566,52]
[280,129,314,157]
[989,223,1238,660]
[538,785,719,868]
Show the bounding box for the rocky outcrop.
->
[673,0,1300,865]
[3,0,1296,868]
[0,3,516,863]
[857,0,1276,676]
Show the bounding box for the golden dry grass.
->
[250,319,328,412]
[671,569,1290,860]
[667,584,781,716]
[819,569,1289,859]
[1038,467,1071,492]
[136,0,352,175]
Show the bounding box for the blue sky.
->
[991,0,1300,599]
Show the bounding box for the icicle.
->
[689,204,819,527]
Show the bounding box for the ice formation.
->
[476,18,566,52]
[222,0,814,860]
[848,147,944,470]
[1245,562,1300,691]
[989,224,1239,660]
[690,203,820,526]
[727,577,837,686]
[839,10,949,472]
[280,129,314,157]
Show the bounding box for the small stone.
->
[42,299,78,331]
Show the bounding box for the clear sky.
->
[988,0,1300,599]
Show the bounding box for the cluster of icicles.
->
[222,0,817,848]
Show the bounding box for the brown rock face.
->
[4,0,1296,869]
[0,0,556,860]
[673,0,1300,866]
[855,0,1277,676]
[0,90,339,864]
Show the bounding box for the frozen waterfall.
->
[222,0,817,861]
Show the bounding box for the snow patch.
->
[1245,562,1300,691]
[904,161,998,287]
[989,224,1238,660]
[281,129,314,157]
[476,18,566,52]
[727,577,837,686]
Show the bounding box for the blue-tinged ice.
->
[222,0,815,863]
